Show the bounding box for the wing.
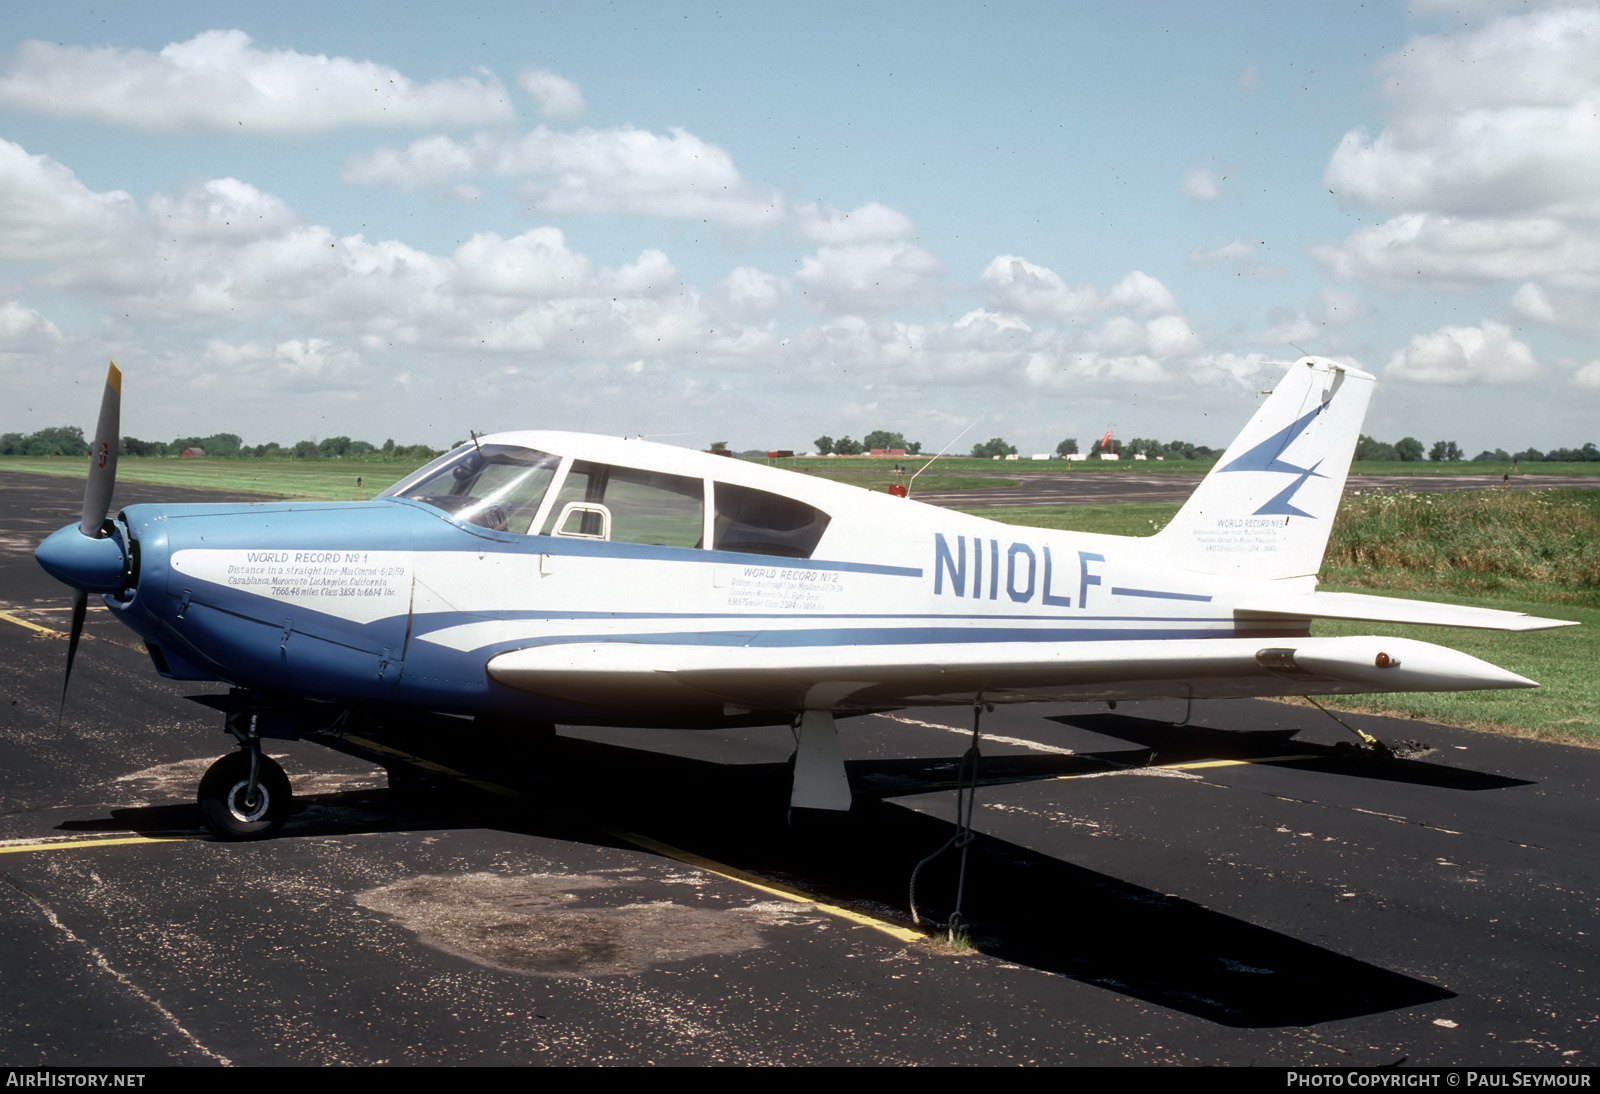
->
[486,633,1535,718]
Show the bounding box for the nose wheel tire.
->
[198,751,291,840]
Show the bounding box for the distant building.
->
[1029,453,1052,461]
[181,447,205,458]
[868,448,907,457]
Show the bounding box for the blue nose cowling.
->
[36,524,126,594]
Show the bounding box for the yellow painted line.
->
[1160,753,1322,771]
[0,610,70,638]
[335,732,927,944]
[0,835,198,856]
[589,821,926,944]
[336,732,527,800]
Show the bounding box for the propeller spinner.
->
[34,363,126,710]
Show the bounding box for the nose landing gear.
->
[198,749,290,840]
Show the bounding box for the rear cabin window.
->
[713,483,830,558]
[542,462,705,549]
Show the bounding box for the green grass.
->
[764,455,1220,474]
[807,472,1019,493]
[1324,489,1600,608]
[1303,593,1597,745]
[1350,460,1600,477]
[1,456,410,500]
[955,502,1180,538]
[971,490,1598,746]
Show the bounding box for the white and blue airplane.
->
[36,358,1572,839]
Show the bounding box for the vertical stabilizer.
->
[1155,358,1375,579]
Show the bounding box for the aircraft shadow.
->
[1047,712,1532,791]
[59,722,1454,1028]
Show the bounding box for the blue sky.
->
[2,1,1596,455]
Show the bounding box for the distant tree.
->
[1513,448,1544,464]
[1472,448,1512,462]
[906,441,923,455]
[863,429,907,451]
[833,435,863,456]
[813,435,835,456]
[1355,434,1397,461]
[25,426,88,456]
[293,440,319,459]
[318,436,353,458]
[1055,438,1079,457]
[708,440,730,454]
[199,432,243,457]
[1395,437,1425,462]
[1429,440,1463,462]
[971,437,1016,459]
[120,436,167,457]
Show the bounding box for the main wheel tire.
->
[198,751,291,840]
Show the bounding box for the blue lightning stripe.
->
[1215,398,1331,517]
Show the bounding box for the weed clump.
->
[1323,489,1600,606]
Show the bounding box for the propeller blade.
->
[79,362,120,538]
[60,588,88,723]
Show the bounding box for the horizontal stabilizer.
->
[487,634,1536,718]
[1234,590,1576,632]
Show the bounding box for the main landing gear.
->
[197,693,293,840]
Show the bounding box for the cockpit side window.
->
[540,461,704,549]
[713,482,830,558]
[380,445,559,533]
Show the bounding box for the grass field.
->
[1,455,412,500]
[966,492,1599,746]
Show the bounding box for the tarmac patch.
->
[357,871,784,977]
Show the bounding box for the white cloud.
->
[1313,211,1599,286]
[1510,281,1556,322]
[518,68,585,120]
[1107,271,1180,315]
[0,138,138,261]
[1574,360,1600,389]
[1181,167,1221,202]
[0,30,512,134]
[0,300,63,346]
[978,255,1099,322]
[1385,320,1539,384]
[793,202,915,245]
[794,240,941,314]
[451,228,593,298]
[1188,239,1284,278]
[1319,8,1600,289]
[715,266,783,320]
[978,256,1180,323]
[344,125,784,227]
[1252,289,1365,347]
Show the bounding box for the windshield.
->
[381,444,560,533]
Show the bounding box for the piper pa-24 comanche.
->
[36,358,1573,840]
